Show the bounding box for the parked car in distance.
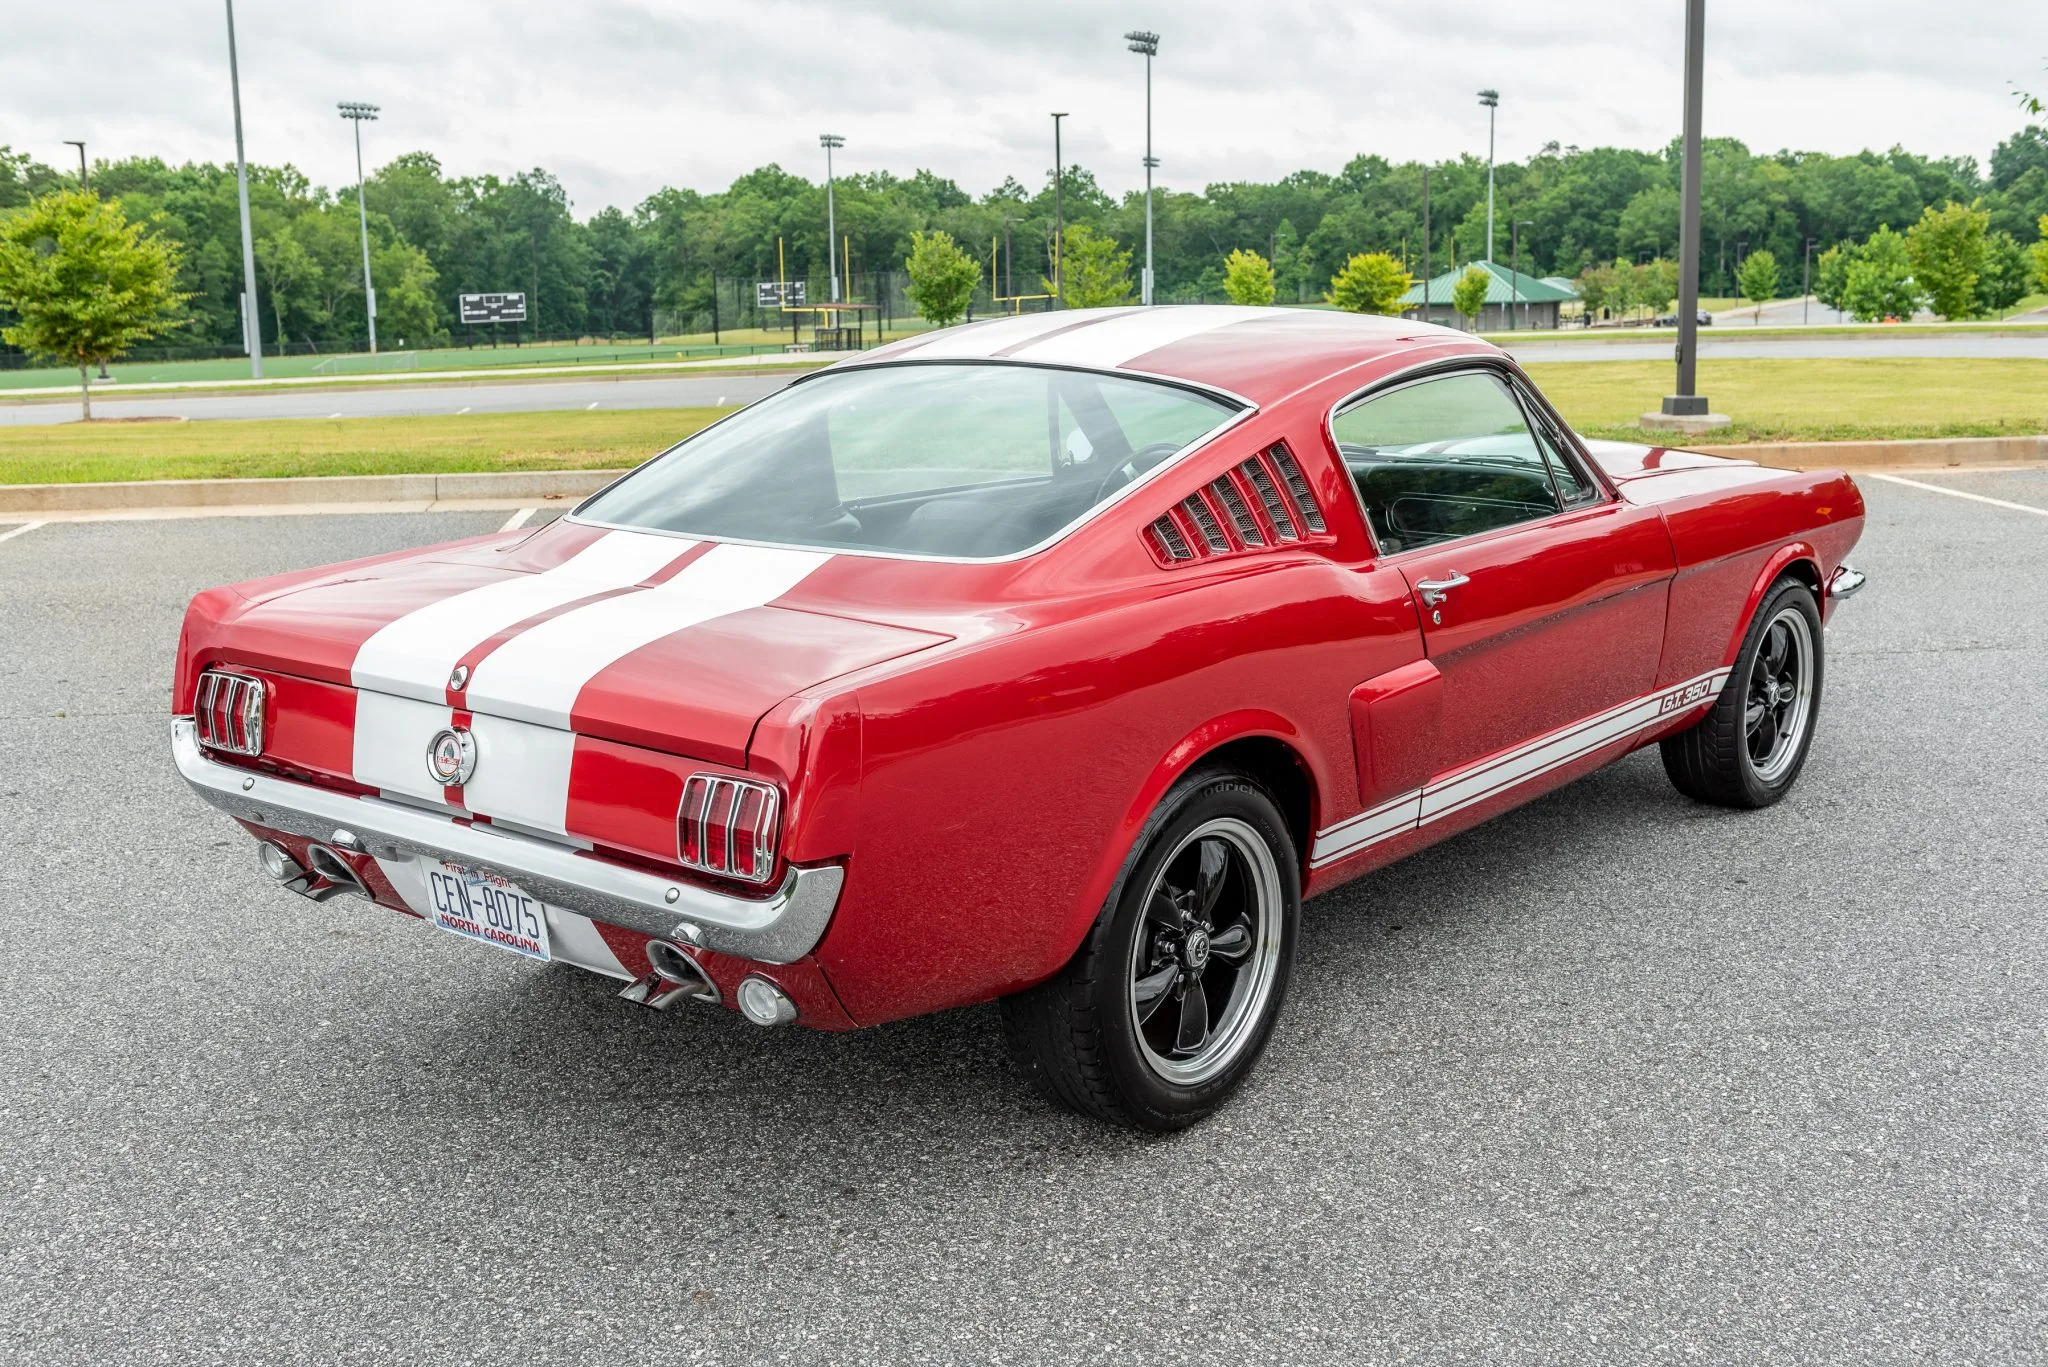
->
[172,307,1866,1130]
[1655,309,1715,327]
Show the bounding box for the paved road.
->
[5,330,2048,426]
[1,475,2044,1363]
[1505,332,2048,364]
[0,372,796,428]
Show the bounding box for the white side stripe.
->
[351,529,689,702]
[1310,669,1731,867]
[462,542,832,729]
[1010,305,1290,369]
[906,308,1134,359]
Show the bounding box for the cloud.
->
[3,0,2040,212]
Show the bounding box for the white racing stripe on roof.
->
[1008,305,1291,371]
[463,542,833,729]
[905,308,1135,360]
[351,529,689,702]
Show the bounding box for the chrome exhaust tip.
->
[736,975,798,1027]
[301,843,370,902]
[257,840,305,886]
[617,939,721,1011]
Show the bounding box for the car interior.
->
[1332,369,1598,554]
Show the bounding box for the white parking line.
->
[499,507,536,532]
[585,401,599,410]
[456,406,471,415]
[1867,472,2048,518]
[0,521,46,544]
[326,412,342,419]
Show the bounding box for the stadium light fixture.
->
[821,134,845,303]
[338,101,381,354]
[1125,31,1161,305]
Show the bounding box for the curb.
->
[0,468,625,515]
[1693,435,2048,470]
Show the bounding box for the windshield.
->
[575,362,1242,558]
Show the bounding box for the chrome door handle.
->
[1415,571,1469,606]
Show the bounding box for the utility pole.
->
[1052,113,1067,308]
[1651,0,1725,433]
[338,102,380,353]
[1511,219,1533,330]
[1802,235,1815,325]
[224,0,262,379]
[1125,31,1160,305]
[820,134,844,303]
[1478,89,1499,263]
[1421,165,1431,321]
[63,141,88,189]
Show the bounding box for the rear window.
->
[576,362,1241,558]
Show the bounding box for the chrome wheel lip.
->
[1126,816,1284,1087]
[1745,606,1815,785]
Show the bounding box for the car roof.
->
[835,306,1498,408]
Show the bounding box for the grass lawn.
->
[0,408,730,485]
[1524,357,2048,443]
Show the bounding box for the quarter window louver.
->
[1149,515,1194,561]
[1181,494,1230,554]
[1211,477,1265,546]
[1241,458,1298,540]
[1268,443,1326,533]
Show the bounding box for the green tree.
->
[1841,225,1922,321]
[903,229,980,327]
[0,190,187,417]
[1574,260,1618,321]
[1451,265,1491,329]
[1813,242,1856,314]
[1904,201,1989,319]
[1977,231,2031,317]
[1636,258,1679,318]
[1044,224,1133,309]
[1324,251,1413,314]
[1222,248,1276,305]
[1736,248,1780,321]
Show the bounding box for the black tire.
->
[1000,768,1300,1131]
[1661,578,1824,809]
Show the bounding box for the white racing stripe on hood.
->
[462,542,834,729]
[351,530,691,701]
[1006,305,1289,371]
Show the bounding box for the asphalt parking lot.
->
[1,473,2042,1364]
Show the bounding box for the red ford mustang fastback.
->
[173,307,1865,1129]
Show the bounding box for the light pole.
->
[1511,219,1534,330]
[1651,0,1724,432]
[1125,30,1160,305]
[1478,89,1499,263]
[820,134,844,303]
[224,0,262,379]
[1802,236,1816,324]
[63,140,87,189]
[338,101,380,354]
[1051,112,1067,308]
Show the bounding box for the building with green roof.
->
[1400,261,1577,331]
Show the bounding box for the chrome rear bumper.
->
[1829,563,1867,602]
[170,718,843,963]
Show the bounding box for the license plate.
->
[424,860,552,962]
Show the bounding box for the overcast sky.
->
[5,2,2043,213]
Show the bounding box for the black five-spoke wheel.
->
[1001,770,1300,1130]
[1744,607,1814,784]
[1129,818,1282,1085]
[1662,577,1825,809]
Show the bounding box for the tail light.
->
[677,774,780,884]
[193,669,266,756]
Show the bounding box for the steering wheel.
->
[1091,441,1187,500]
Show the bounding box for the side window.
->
[1517,390,1601,507]
[1330,371,1563,554]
